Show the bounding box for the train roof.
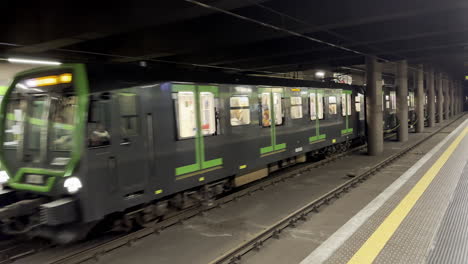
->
[85,63,363,93]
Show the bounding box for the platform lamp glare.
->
[64,177,83,194]
[315,71,325,78]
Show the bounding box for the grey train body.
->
[77,65,367,225]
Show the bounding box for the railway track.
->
[0,239,48,264]
[6,116,463,264]
[209,115,466,264]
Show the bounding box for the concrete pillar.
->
[458,81,462,114]
[396,60,408,141]
[455,81,459,115]
[444,78,449,120]
[448,80,452,117]
[459,81,462,113]
[366,56,383,155]
[450,80,454,117]
[415,65,424,133]
[456,82,458,113]
[437,73,444,122]
[427,67,436,127]
[455,81,459,113]
[461,81,464,113]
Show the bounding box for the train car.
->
[382,84,397,132]
[0,64,365,242]
[0,87,7,173]
[382,83,417,132]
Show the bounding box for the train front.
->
[0,64,88,241]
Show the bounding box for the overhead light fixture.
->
[315,71,325,78]
[7,58,62,66]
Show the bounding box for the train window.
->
[341,94,352,116]
[290,96,303,119]
[355,95,361,112]
[309,92,324,120]
[390,91,396,110]
[328,96,337,115]
[408,92,415,108]
[230,96,250,126]
[27,97,47,150]
[50,95,77,151]
[261,93,271,127]
[273,93,283,125]
[261,92,283,127]
[118,93,139,137]
[176,91,196,138]
[4,99,24,148]
[175,91,217,139]
[88,98,111,147]
[199,92,216,135]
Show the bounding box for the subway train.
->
[0,63,411,243]
[382,83,417,133]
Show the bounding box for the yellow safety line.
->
[347,126,468,264]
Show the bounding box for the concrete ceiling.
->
[1,0,467,78]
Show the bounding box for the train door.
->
[259,87,286,156]
[340,90,353,136]
[172,84,223,181]
[115,89,147,199]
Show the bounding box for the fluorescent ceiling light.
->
[7,58,62,66]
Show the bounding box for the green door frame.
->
[259,88,286,156]
[172,84,223,180]
[309,89,327,143]
[341,90,354,135]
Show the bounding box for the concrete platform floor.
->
[19,115,466,264]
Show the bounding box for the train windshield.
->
[3,73,76,165]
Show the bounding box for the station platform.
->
[301,117,468,264]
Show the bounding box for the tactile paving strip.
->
[374,135,468,263]
[426,162,468,264]
[324,124,468,264]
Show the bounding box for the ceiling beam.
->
[7,0,270,53]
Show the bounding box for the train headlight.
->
[0,171,9,185]
[64,177,82,194]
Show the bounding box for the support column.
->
[453,81,459,115]
[455,81,459,115]
[415,65,424,133]
[461,81,464,113]
[427,67,435,127]
[444,78,449,120]
[396,60,408,141]
[459,81,462,113]
[450,80,454,117]
[437,72,444,123]
[366,56,383,155]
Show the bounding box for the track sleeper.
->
[272,229,282,239]
[253,241,263,251]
